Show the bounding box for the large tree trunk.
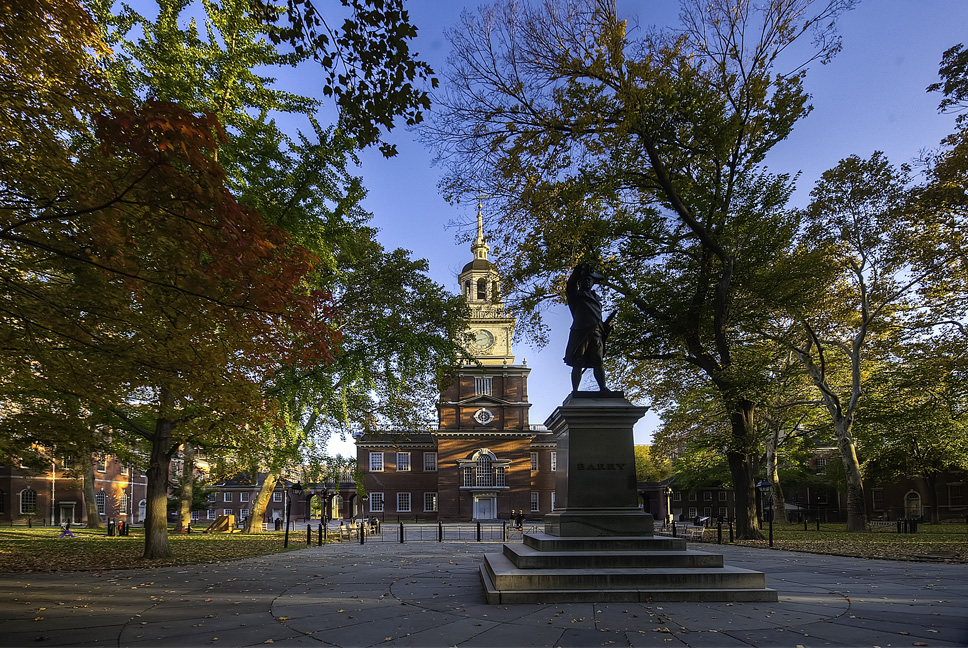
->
[834,418,867,532]
[177,441,194,532]
[81,454,104,529]
[243,471,279,533]
[144,399,177,559]
[727,399,762,540]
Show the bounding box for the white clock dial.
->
[471,329,495,351]
[473,408,494,425]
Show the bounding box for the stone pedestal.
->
[479,391,777,604]
[542,393,653,536]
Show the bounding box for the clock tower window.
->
[477,278,487,300]
[475,376,492,396]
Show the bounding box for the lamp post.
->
[756,480,773,547]
[283,481,303,548]
[662,486,672,527]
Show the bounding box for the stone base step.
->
[504,543,724,569]
[480,551,777,604]
[481,564,777,603]
[523,532,687,553]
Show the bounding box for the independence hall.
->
[355,211,557,521]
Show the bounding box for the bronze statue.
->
[564,263,615,392]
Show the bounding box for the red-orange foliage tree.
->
[2,0,340,557]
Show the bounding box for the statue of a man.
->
[564,263,614,392]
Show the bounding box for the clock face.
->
[471,329,495,351]
[474,408,494,425]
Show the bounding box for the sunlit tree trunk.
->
[177,441,194,532]
[243,472,279,534]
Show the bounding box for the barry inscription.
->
[576,462,627,471]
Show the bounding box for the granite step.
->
[504,543,725,569]
[523,532,687,552]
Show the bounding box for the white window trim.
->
[370,452,384,472]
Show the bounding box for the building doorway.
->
[473,495,497,520]
[905,491,922,518]
[59,502,75,525]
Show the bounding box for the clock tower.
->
[459,206,515,365]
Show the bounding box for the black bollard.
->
[816,517,820,531]
[728,519,734,543]
[307,524,312,546]
[318,523,323,546]
[438,521,443,542]
[399,522,404,544]
[476,520,481,542]
[717,522,722,544]
[804,517,808,531]
[672,521,677,537]
[360,521,365,545]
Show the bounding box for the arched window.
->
[475,449,495,487]
[95,490,106,516]
[464,280,471,298]
[20,488,37,515]
[477,278,487,300]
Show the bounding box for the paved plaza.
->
[1,539,966,647]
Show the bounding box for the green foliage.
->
[633,445,672,483]
[928,43,968,124]
[167,475,215,513]
[256,0,435,155]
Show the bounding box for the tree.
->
[858,337,968,523]
[426,0,854,537]
[777,152,939,530]
[633,445,672,483]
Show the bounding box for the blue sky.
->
[119,0,968,457]
[325,0,968,457]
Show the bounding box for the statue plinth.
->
[542,392,654,537]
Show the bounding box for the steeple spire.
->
[471,203,489,261]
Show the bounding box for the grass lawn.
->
[0,526,329,573]
[724,522,968,563]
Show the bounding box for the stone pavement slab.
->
[0,540,965,647]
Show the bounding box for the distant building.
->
[0,453,147,526]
